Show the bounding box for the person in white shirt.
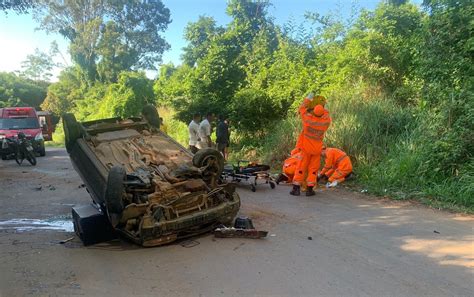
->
[197,113,214,149]
[188,113,201,153]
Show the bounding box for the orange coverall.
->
[293,99,331,187]
[282,148,303,182]
[320,148,353,183]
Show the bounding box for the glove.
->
[326,181,338,188]
[307,92,314,100]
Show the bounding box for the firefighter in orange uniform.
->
[291,94,331,196]
[276,148,303,184]
[319,146,353,188]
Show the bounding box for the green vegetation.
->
[0,72,48,107]
[1,0,472,211]
[154,0,473,212]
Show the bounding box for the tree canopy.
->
[34,0,171,83]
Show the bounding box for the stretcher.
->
[221,161,276,192]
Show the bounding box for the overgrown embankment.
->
[40,0,472,212]
[248,88,473,213]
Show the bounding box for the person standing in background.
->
[188,113,201,153]
[197,112,214,149]
[216,115,230,160]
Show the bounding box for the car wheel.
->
[192,148,225,177]
[1,155,6,161]
[63,113,82,153]
[142,104,160,129]
[104,166,126,228]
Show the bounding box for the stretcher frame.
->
[221,160,276,192]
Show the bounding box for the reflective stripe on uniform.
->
[303,119,331,127]
[304,133,324,141]
[335,154,347,166]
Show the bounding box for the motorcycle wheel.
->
[15,152,23,165]
[26,151,37,166]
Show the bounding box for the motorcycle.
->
[1,132,37,166]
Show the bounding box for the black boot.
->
[290,185,301,196]
[306,186,315,196]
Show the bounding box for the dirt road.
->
[0,148,473,297]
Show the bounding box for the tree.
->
[97,71,155,119]
[0,0,35,14]
[415,0,474,175]
[19,46,57,81]
[41,67,82,115]
[0,72,48,107]
[182,16,224,67]
[35,0,171,82]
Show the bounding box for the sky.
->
[0,0,419,80]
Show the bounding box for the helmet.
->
[315,95,327,106]
[313,105,324,117]
[306,94,327,108]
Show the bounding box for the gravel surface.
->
[0,148,473,297]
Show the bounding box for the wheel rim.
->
[201,155,219,174]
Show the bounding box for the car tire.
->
[1,155,6,161]
[142,104,160,129]
[63,113,82,153]
[192,148,225,177]
[104,166,126,228]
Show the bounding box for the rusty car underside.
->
[65,114,240,247]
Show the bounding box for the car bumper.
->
[120,193,241,247]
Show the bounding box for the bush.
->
[96,71,154,119]
[158,107,188,146]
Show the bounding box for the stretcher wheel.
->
[251,184,256,192]
[269,181,276,189]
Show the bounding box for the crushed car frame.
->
[64,105,240,247]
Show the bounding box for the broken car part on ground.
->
[63,105,240,247]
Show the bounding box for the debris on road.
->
[214,227,268,239]
[59,236,75,244]
[234,216,254,229]
[214,216,268,239]
[307,236,313,240]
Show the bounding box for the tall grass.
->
[261,90,415,168]
[254,89,473,212]
[158,107,189,146]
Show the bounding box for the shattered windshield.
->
[0,118,40,129]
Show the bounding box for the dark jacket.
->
[216,120,229,144]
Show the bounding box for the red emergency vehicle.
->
[36,110,54,142]
[0,107,46,157]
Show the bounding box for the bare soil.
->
[0,148,473,297]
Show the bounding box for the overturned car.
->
[64,106,240,247]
